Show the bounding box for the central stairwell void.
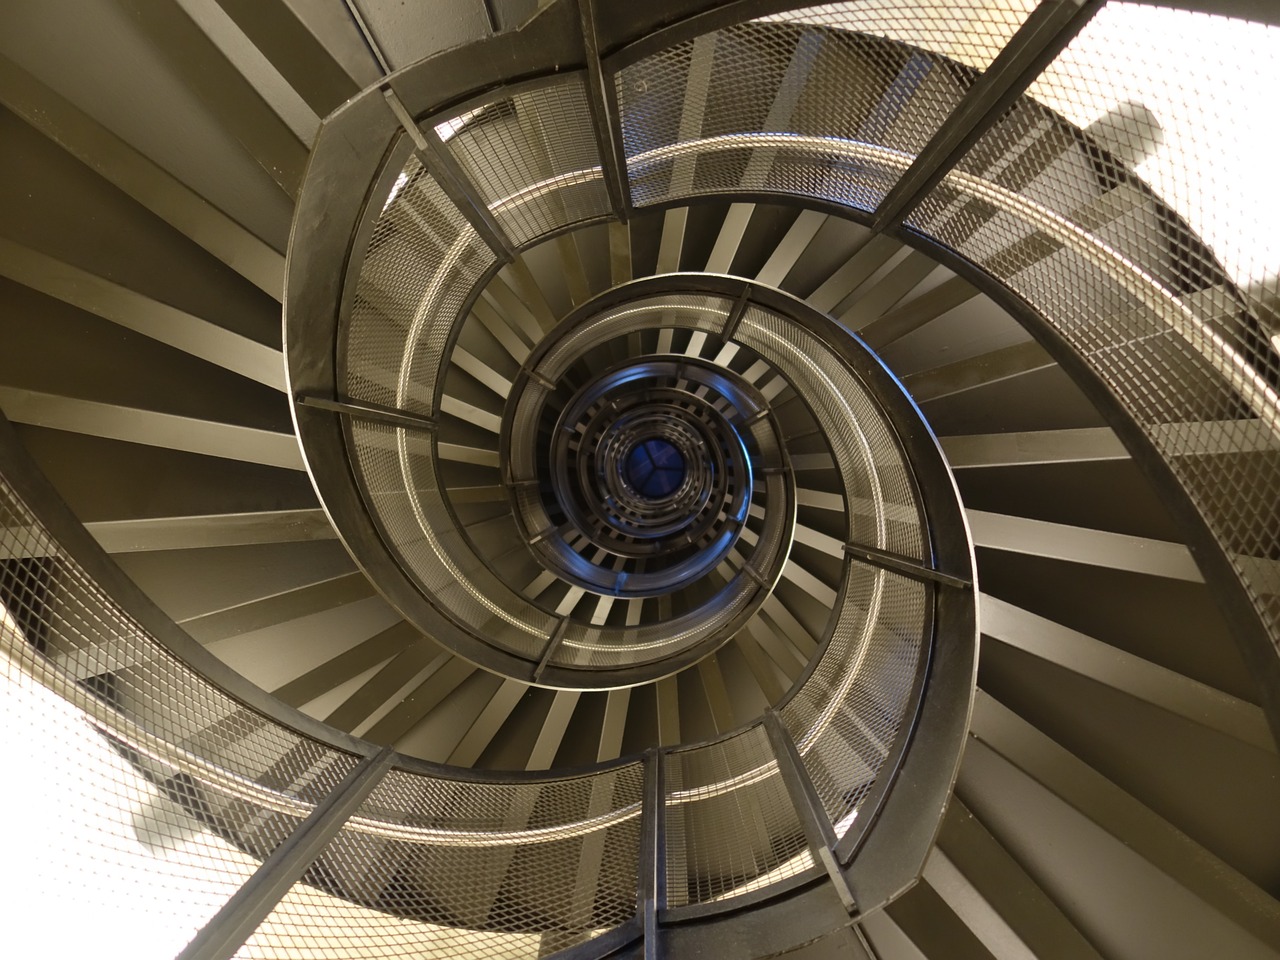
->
[0,1,1278,958]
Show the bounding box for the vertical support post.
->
[763,711,858,914]
[177,748,395,960]
[576,0,632,219]
[638,747,666,960]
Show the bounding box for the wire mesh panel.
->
[735,304,924,560]
[615,1,1037,211]
[905,3,1280,647]
[235,763,645,959]
[779,567,926,838]
[664,724,815,908]
[0,475,362,959]
[349,419,553,661]
[435,78,611,246]
[343,154,497,416]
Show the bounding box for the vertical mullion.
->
[577,0,632,218]
[639,747,667,960]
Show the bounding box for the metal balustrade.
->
[3,1,1278,958]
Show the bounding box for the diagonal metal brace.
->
[872,0,1104,231]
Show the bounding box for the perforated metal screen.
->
[664,725,815,907]
[435,78,612,246]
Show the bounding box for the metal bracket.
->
[639,748,667,960]
[763,711,857,915]
[721,284,752,342]
[576,0,632,219]
[532,617,570,682]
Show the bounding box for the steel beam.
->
[656,676,681,747]
[922,849,1039,960]
[362,656,477,745]
[296,393,437,432]
[859,910,931,960]
[0,54,285,296]
[209,0,383,116]
[705,203,753,273]
[326,644,444,733]
[556,233,593,306]
[858,276,978,350]
[764,711,857,914]
[447,677,528,766]
[381,88,515,260]
[981,594,1274,751]
[577,0,631,216]
[884,873,993,960]
[756,210,826,288]
[176,748,393,960]
[527,689,582,770]
[0,237,284,390]
[271,621,419,708]
[872,0,1105,229]
[115,0,310,198]
[610,220,634,285]
[935,798,1103,960]
[942,427,1127,468]
[639,748,667,960]
[179,571,375,643]
[965,692,1280,953]
[844,541,971,589]
[903,340,1053,402]
[598,688,632,762]
[86,508,335,553]
[967,509,1204,582]
[657,208,689,275]
[697,656,736,734]
[807,235,900,314]
[0,387,304,470]
[838,250,938,332]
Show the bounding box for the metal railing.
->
[0,370,973,958]
[7,0,1278,958]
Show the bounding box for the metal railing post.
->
[638,747,667,960]
[176,747,396,960]
[763,711,857,914]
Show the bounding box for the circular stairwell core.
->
[296,257,964,689]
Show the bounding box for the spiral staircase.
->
[1,0,1279,958]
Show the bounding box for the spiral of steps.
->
[1,0,1279,958]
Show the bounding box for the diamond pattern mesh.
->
[344,155,496,416]
[0,476,360,957]
[906,3,1280,649]
[348,420,552,660]
[736,305,924,560]
[236,763,644,959]
[780,567,926,837]
[664,725,814,907]
[616,1,1037,211]
[436,79,611,246]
